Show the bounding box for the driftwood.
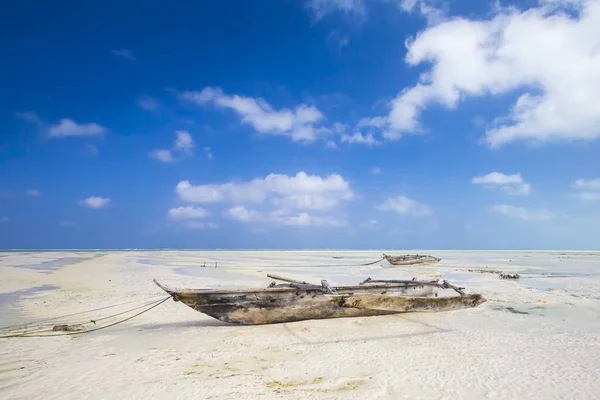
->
[154,274,485,325]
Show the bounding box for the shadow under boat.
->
[153,273,485,325]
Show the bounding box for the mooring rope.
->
[259,256,387,269]
[0,295,168,332]
[0,296,171,339]
[361,256,385,266]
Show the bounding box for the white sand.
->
[1,250,600,399]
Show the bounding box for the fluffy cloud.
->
[573,178,600,191]
[472,172,531,195]
[174,131,194,154]
[80,197,110,209]
[49,119,106,138]
[177,172,352,228]
[168,206,210,220]
[340,132,380,146]
[573,178,600,200]
[376,196,432,216]
[370,0,600,147]
[181,87,329,143]
[150,131,195,163]
[226,205,345,227]
[111,49,135,60]
[490,204,554,220]
[176,171,353,210]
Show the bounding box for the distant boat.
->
[383,253,441,266]
[153,273,484,325]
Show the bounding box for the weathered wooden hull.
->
[154,280,485,325]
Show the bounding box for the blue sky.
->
[1,0,600,249]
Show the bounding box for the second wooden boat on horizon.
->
[383,253,441,266]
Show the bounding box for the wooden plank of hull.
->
[332,294,486,313]
[190,294,400,325]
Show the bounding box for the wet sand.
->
[1,250,600,399]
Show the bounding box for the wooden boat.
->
[383,253,441,266]
[153,273,485,325]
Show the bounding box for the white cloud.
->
[176,171,353,210]
[111,49,135,60]
[340,132,381,146]
[490,204,554,220]
[472,172,531,195]
[49,119,106,138]
[168,206,210,220]
[138,96,160,111]
[399,0,446,25]
[226,205,260,222]
[150,131,195,163]
[358,116,387,128]
[371,167,381,174]
[326,140,338,149]
[305,0,365,19]
[573,178,600,191]
[177,172,352,228]
[181,87,328,143]
[572,178,600,200]
[370,0,600,147]
[80,197,110,209]
[226,205,345,227]
[376,196,432,216]
[25,189,42,197]
[149,149,174,163]
[174,131,194,154]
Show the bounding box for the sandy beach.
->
[1,250,600,399]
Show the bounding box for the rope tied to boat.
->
[360,256,385,266]
[0,296,171,339]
